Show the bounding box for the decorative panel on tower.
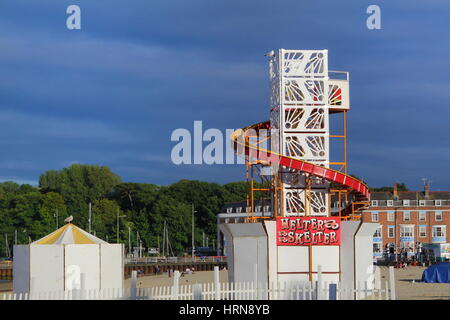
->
[269,49,330,217]
[328,79,350,111]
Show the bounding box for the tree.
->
[151,191,192,254]
[7,192,56,241]
[0,181,21,195]
[109,183,160,213]
[39,164,121,226]
[91,198,123,241]
[40,192,67,230]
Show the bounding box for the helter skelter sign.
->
[276,217,340,246]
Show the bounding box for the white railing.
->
[1,266,395,300]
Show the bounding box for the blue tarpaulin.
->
[422,263,450,283]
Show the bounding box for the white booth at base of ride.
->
[220,219,379,299]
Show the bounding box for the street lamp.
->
[54,209,59,230]
[88,202,92,233]
[192,204,197,259]
[117,208,126,244]
[128,225,131,256]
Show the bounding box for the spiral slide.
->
[231,121,370,199]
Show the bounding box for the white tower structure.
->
[267,49,346,283]
[270,49,333,216]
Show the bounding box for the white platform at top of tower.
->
[268,49,350,111]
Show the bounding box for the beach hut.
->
[13,222,124,294]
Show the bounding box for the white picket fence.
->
[144,280,393,300]
[1,266,395,300]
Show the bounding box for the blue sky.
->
[0,0,449,190]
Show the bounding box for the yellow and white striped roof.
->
[32,223,108,245]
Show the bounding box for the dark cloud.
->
[0,0,449,190]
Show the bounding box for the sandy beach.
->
[380,266,450,300]
[0,281,12,293]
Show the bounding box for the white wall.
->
[276,245,340,284]
[100,244,123,289]
[13,245,30,294]
[277,246,309,273]
[65,244,100,290]
[311,246,339,272]
[354,222,379,299]
[218,224,235,282]
[219,223,267,284]
[340,221,360,289]
[14,244,124,293]
[30,245,64,292]
[264,221,277,285]
[234,236,267,283]
[339,221,379,299]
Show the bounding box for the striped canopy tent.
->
[32,223,107,245]
[14,222,122,294]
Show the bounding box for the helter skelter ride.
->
[222,49,377,286]
[231,49,370,223]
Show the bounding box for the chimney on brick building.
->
[393,183,398,200]
[425,183,430,199]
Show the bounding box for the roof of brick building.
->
[371,191,450,201]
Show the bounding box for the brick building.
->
[361,183,450,260]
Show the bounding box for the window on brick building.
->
[403,211,410,221]
[419,226,426,238]
[388,226,395,238]
[371,212,379,222]
[387,212,394,221]
[400,225,414,237]
[371,200,378,207]
[387,200,393,207]
[419,211,426,221]
[374,226,382,238]
[373,243,382,253]
[435,211,442,221]
[432,226,446,238]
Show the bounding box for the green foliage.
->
[39,164,121,227]
[0,165,249,257]
[91,198,121,241]
[0,190,67,255]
